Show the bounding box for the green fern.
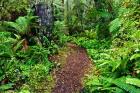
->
[126,78,140,87]
[5,15,38,35]
[130,53,140,60]
[0,83,14,91]
[109,18,122,34]
[113,87,125,93]
[112,77,140,93]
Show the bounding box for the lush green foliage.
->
[76,0,140,93]
[0,0,28,20]
[0,0,140,92]
[0,12,55,93]
[0,30,54,92]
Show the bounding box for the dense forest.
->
[0,0,140,93]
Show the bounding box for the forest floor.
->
[49,43,92,93]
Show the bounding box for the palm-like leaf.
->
[126,78,140,87]
[6,22,21,34]
[104,77,140,93]
[6,15,38,35]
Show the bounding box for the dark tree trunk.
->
[34,2,54,46]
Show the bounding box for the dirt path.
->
[51,44,92,93]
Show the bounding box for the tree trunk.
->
[34,1,54,46]
[64,0,69,34]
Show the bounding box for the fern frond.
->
[6,22,21,33]
[109,18,121,34]
[113,87,125,93]
[130,53,140,60]
[112,77,140,93]
[126,78,140,87]
[103,77,140,93]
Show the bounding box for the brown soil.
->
[51,43,92,93]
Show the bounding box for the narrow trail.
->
[51,44,92,93]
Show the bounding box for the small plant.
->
[84,76,140,93]
[29,63,53,91]
[4,14,38,50]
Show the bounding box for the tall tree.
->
[33,0,54,46]
[64,0,70,33]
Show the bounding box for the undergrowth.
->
[1,0,140,93]
[73,0,140,93]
